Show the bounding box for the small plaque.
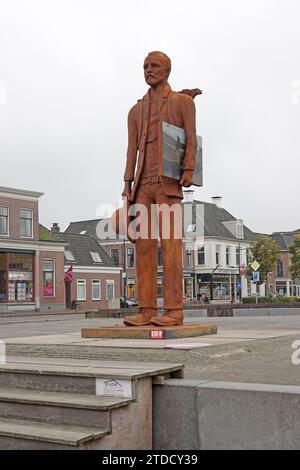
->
[150,330,165,340]
[96,378,132,398]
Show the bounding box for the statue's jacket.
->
[123,83,197,201]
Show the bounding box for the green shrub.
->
[242,297,256,304]
[275,296,298,303]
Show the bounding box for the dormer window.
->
[236,223,244,239]
[65,250,75,261]
[90,251,102,263]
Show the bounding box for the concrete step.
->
[0,417,109,450]
[0,356,183,394]
[0,387,132,428]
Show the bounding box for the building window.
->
[20,209,33,237]
[236,247,240,267]
[0,253,7,302]
[106,280,115,300]
[226,247,230,266]
[276,259,284,278]
[186,248,192,268]
[65,250,75,261]
[77,280,86,301]
[0,206,8,236]
[216,244,221,265]
[90,251,102,263]
[157,247,163,267]
[197,246,205,265]
[92,280,101,300]
[237,224,244,239]
[127,248,135,268]
[43,259,55,297]
[111,249,119,265]
[7,253,34,302]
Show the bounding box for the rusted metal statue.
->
[122,51,198,327]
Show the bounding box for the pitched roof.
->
[271,231,300,251]
[57,232,115,267]
[39,224,65,243]
[189,200,257,242]
[65,200,258,243]
[66,218,125,241]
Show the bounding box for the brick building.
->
[52,228,121,310]
[65,192,258,303]
[0,186,65,312]
[269,231,300,297]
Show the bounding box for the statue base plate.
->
[81,323,217,340]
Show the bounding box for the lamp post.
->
[210,264,221,301]
[123,238,127,306]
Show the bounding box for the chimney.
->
[51,223,60,234]
[211,196,222,208]
[183,190,195,203]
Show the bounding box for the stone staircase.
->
[0,356,183,450]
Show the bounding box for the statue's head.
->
[144,51,171,87]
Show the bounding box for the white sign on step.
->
[96,378,132,398]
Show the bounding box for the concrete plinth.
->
[81,324,217,340]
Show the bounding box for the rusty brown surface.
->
[118,52,200,327]
[81,324,217,340]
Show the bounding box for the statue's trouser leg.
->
[135,184,158,312]
[155,185,183,312]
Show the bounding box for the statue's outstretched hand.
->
[180,170,194,187]
[122,181,132,200]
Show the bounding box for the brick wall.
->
[0,196,39,240]
[39,251,65,306]
[70,272,121,310]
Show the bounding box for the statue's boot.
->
[150,309,183,326]
[123,308,157,326]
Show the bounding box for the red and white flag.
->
[65,265,73,283]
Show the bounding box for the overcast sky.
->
[0,0,299,234]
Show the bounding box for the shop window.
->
[20,209,33,237]
[43,259,55,297]
[0,206,8,235]
[0,253,6,301]
[7,253,33,302]
[92,280,101,300]
[184,278,193,298]
[77,280,86,301]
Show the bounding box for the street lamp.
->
[122,238,127,306]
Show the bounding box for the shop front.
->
[0,251,34,305]
[196,272,240,302]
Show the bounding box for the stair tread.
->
[0,356,183,379]
[0,387,133,409]
[0,417,109,446]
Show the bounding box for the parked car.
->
[120,297,138,308]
